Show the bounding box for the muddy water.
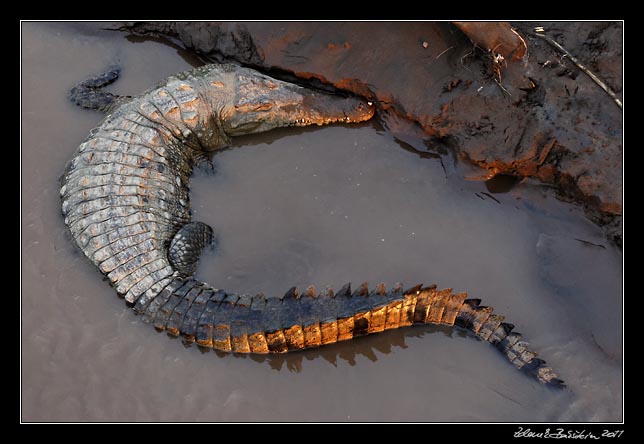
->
[21,22,622,422]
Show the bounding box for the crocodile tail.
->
[68,67,132,113]
[132,278,564,388]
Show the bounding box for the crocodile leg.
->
[167,221,215,277]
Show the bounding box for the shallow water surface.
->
[21,22,622,422]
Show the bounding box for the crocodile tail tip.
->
[521,355,567,389]
[548,378,566,389]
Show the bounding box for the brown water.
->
[21,22,623,422]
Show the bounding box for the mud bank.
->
[115,21,623,245]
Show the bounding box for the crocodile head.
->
[219,69,375,137]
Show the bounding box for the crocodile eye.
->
[254,102,273,111]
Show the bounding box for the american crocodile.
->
[61,63,564,388]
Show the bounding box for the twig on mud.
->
[494,78,512,97]
[489,48,511,97]
[510,27,529,60]
[435,46,456,59]
[531,29,622,110]
[460,48,475,73]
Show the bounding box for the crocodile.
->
[61,63,564,388]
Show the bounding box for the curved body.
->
[61,63,563,387]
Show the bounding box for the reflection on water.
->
[186,324,465,372]
[261,324,467,372]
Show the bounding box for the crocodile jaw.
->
[221,72,375,137]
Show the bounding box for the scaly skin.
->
[61,63,564,388]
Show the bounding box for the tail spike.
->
[353,282,369,297]
[283,287,299,300]
[302,285,316,299]
[404,284,423,295]
[548,378,566,388]
[336,283,351,297]
[501,322,515,333]
[375,283,386,295]
[323,286,334,298]
[386,283,405,302]
[523,358,543,372]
